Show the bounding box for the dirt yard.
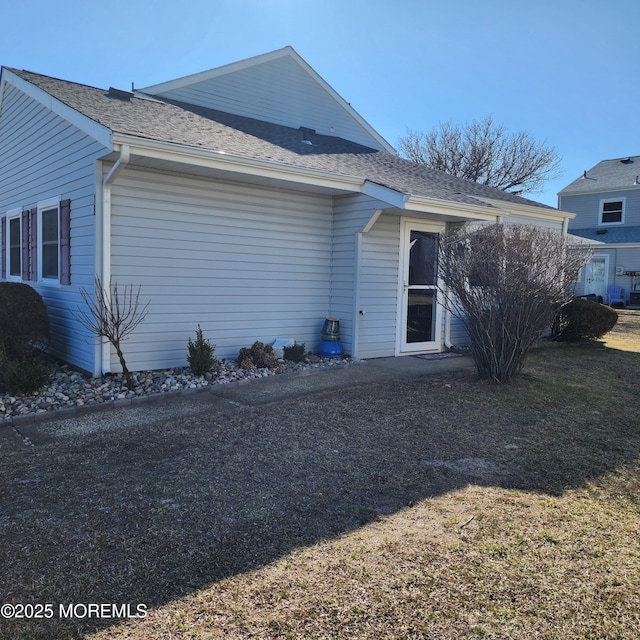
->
[1,312,638,639]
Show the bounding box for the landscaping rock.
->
[1,356,357,422]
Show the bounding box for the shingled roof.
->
[8,68,556,212]
[560,156,640,195]
[567,226,640,244]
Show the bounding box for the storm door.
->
[399,221,443,353]
[584,255,608,301]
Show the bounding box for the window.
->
[40,205,60,280]
[599,198,625,225]
[2,209,23,280]
[1,198,70,284]
[8,214,21,278]
[37,197,70,284]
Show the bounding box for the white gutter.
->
[474,196,576,223]
[99,144,130,374]
[444,302,454,350]
[112,133,365,193]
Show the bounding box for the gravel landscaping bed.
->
[0,355,356,421]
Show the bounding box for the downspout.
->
[100,144,130,374]
[444,300,454,350]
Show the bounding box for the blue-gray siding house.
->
[0,47,573,376]
[559,156,640,307]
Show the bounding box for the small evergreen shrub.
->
[0,282,50,359]
[187,325,216,375]
[237,341,278,369]
[283,341,306,362]
[1,354,50,395]
[552,298,618,341]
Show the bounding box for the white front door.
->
[584,255,608,300]
[398,220,444,354]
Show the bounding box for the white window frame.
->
[598,197,625,226]
[38,196,61,284]
[6,208,22,281]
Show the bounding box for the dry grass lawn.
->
[1,311,639,639]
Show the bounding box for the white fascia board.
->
[361,181,503,221]
[567,234,604,246]
[141,46,396,155]
[592,242,640,249]
[473,196,575,221]
[111,134,366,192]
[361,181,411,208]
[1,68,113,150]
[404,195,502,222]
[558,184,640,198]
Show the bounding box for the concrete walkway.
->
[3,354,475,446]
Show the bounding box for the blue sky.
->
[1,0,638,206]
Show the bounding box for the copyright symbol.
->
[0,603,15,618]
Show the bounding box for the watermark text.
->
[1,602,147,619]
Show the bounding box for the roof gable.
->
[0,67,112,149]
[2,64,560,220]
[141,46,394,153]
[559,155,640,195]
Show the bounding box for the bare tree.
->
[398,116,562,195]
[438,223,590,382]
[75,276,149,390]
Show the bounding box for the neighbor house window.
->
[599,198,625,225]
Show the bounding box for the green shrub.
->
[187,325,216,375]
[1,354,50,395]
[552,298,618,341]
[283,341,306,362]
[238,341,278,369]
[0,282,50,359]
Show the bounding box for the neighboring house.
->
[0,46,573,376]
[559,156,640,307]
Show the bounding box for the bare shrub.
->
[75,276,149,390]
[438,223,590,382]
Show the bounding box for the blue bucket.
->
[319,339,343,358]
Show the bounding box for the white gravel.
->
[1,356,356,422]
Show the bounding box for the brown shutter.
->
[29,207,38,281]
[60,199,71,285]
[1,216,5,279]
[21,210,29,281]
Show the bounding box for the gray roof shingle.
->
[559,156,640,195]
[9,68,556,212]
[568,226,640,244]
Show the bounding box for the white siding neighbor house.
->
[0,47,573,376]
[559,156,640,307]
